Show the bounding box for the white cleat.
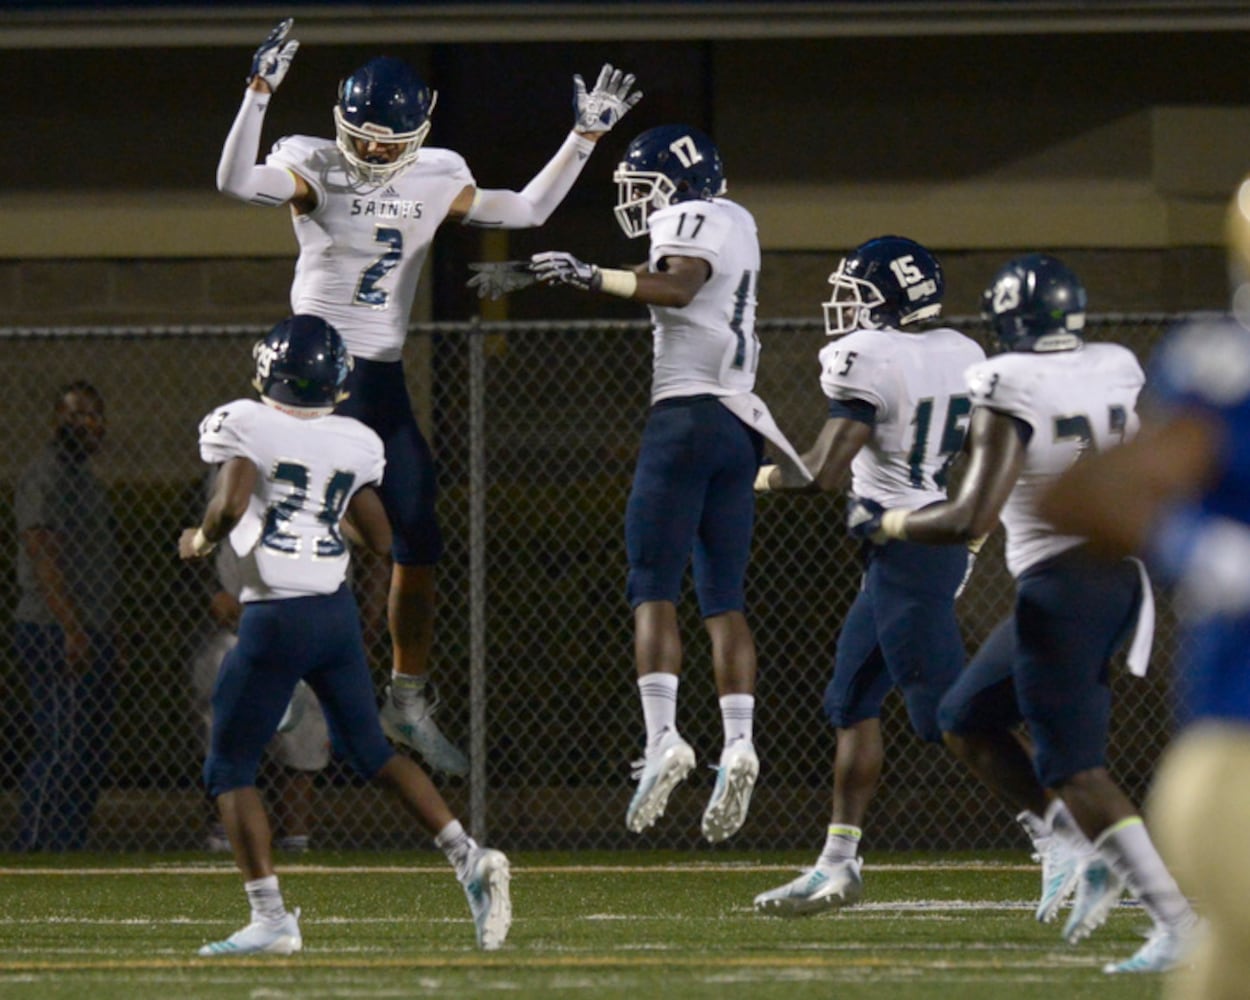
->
[1104,914,1203,974]
[380,682,469,776]
[1063,856,1125,944]
[460,847,512,951]
[1021,814,1082,924]
[198,908,302,957]
[701,739,759,843]
[625,729,696,833]
[753,858,864,917]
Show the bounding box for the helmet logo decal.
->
[669,134,704,168]
[254,340,278,380]
[992,277,1022,314]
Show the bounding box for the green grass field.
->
[0,850,1166,999]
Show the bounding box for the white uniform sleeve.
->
[217,89,299,207]
[818,337,890,415]
[198,403,261,467]
[648,202,732,267]
[966,357,1041,428]
[464,131,595,228]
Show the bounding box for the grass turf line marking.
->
[0,952,1106,973]
[0,861,1039,877]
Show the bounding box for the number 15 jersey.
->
[819,326,987,510]
[198,399,386,602]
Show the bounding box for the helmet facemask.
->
[612,168,678,238]
[822,261,888,336]
[333,91,436,185]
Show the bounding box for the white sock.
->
[1045,798,1094,853]
[244,875,287,924]
[1094,816,1192,927]
[391,671,428,708]
[1016,808,1050,846]
[435,819,474,878]
[818,824,862,867]
[638,673,679,753]
[719,693,754,747]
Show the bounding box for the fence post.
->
[467,318,488,841]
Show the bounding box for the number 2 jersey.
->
[267,136,475,363]
[198,399,386,602]
[645,197,762,403]
[818,326,987,510]
[967,343,1144,578]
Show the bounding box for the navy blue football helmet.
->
[613,124,726,238]
[823,235,944,336]
[334,56,436,183]
[981,253,1087,352]
[253,314,353,412]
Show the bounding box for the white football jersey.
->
[267,136,475,362]
[966,343,1144,577]
[819,326,986,509]
[646,198,762,403]
[198,398,386,602]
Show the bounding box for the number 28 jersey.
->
[267,136,475,363]
[646,197,762,404]
[966,343,1144,577]
[198,399,386,603]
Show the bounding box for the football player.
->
[529,124,807,843]
[1035,182,1250,996]
[189,489,330,854]
[859,253,1198,973]
[183,315,510,956]
[216,19,642,776]
[751,235,989,916]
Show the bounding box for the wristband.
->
[880,509,910,540]
[597,268,637,298]
[754,465,775,492]
[191,527,217,556]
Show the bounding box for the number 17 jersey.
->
[198,399,386,602]
[646,197,762,403]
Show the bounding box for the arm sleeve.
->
[463,131,595,228]
[216,89,299,207]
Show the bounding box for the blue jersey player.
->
[530,125,806,843]
[751,236,985,915]
[182,315,510,956]
[866,254,1197,974]
[217,18,641,776]
[1041,309,1250,998]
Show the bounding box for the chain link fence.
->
[0,314,1183,853]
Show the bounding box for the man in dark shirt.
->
[13,381,119,850]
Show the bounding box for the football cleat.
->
[701,738,759,843]
[380,682,469,777]
[460,847,512,951]
[754,857,864,917]
[1103,914,1203,974]
[625,728,696,833]
[1018,811,1082,923]
[1063,856,1125,944]
[198,907,302,957]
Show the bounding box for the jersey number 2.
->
[355,226,403,309]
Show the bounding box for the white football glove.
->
[466,260,538,300]
[249,18,299,91]
[573,63,642,135]
[530,250,601,291]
